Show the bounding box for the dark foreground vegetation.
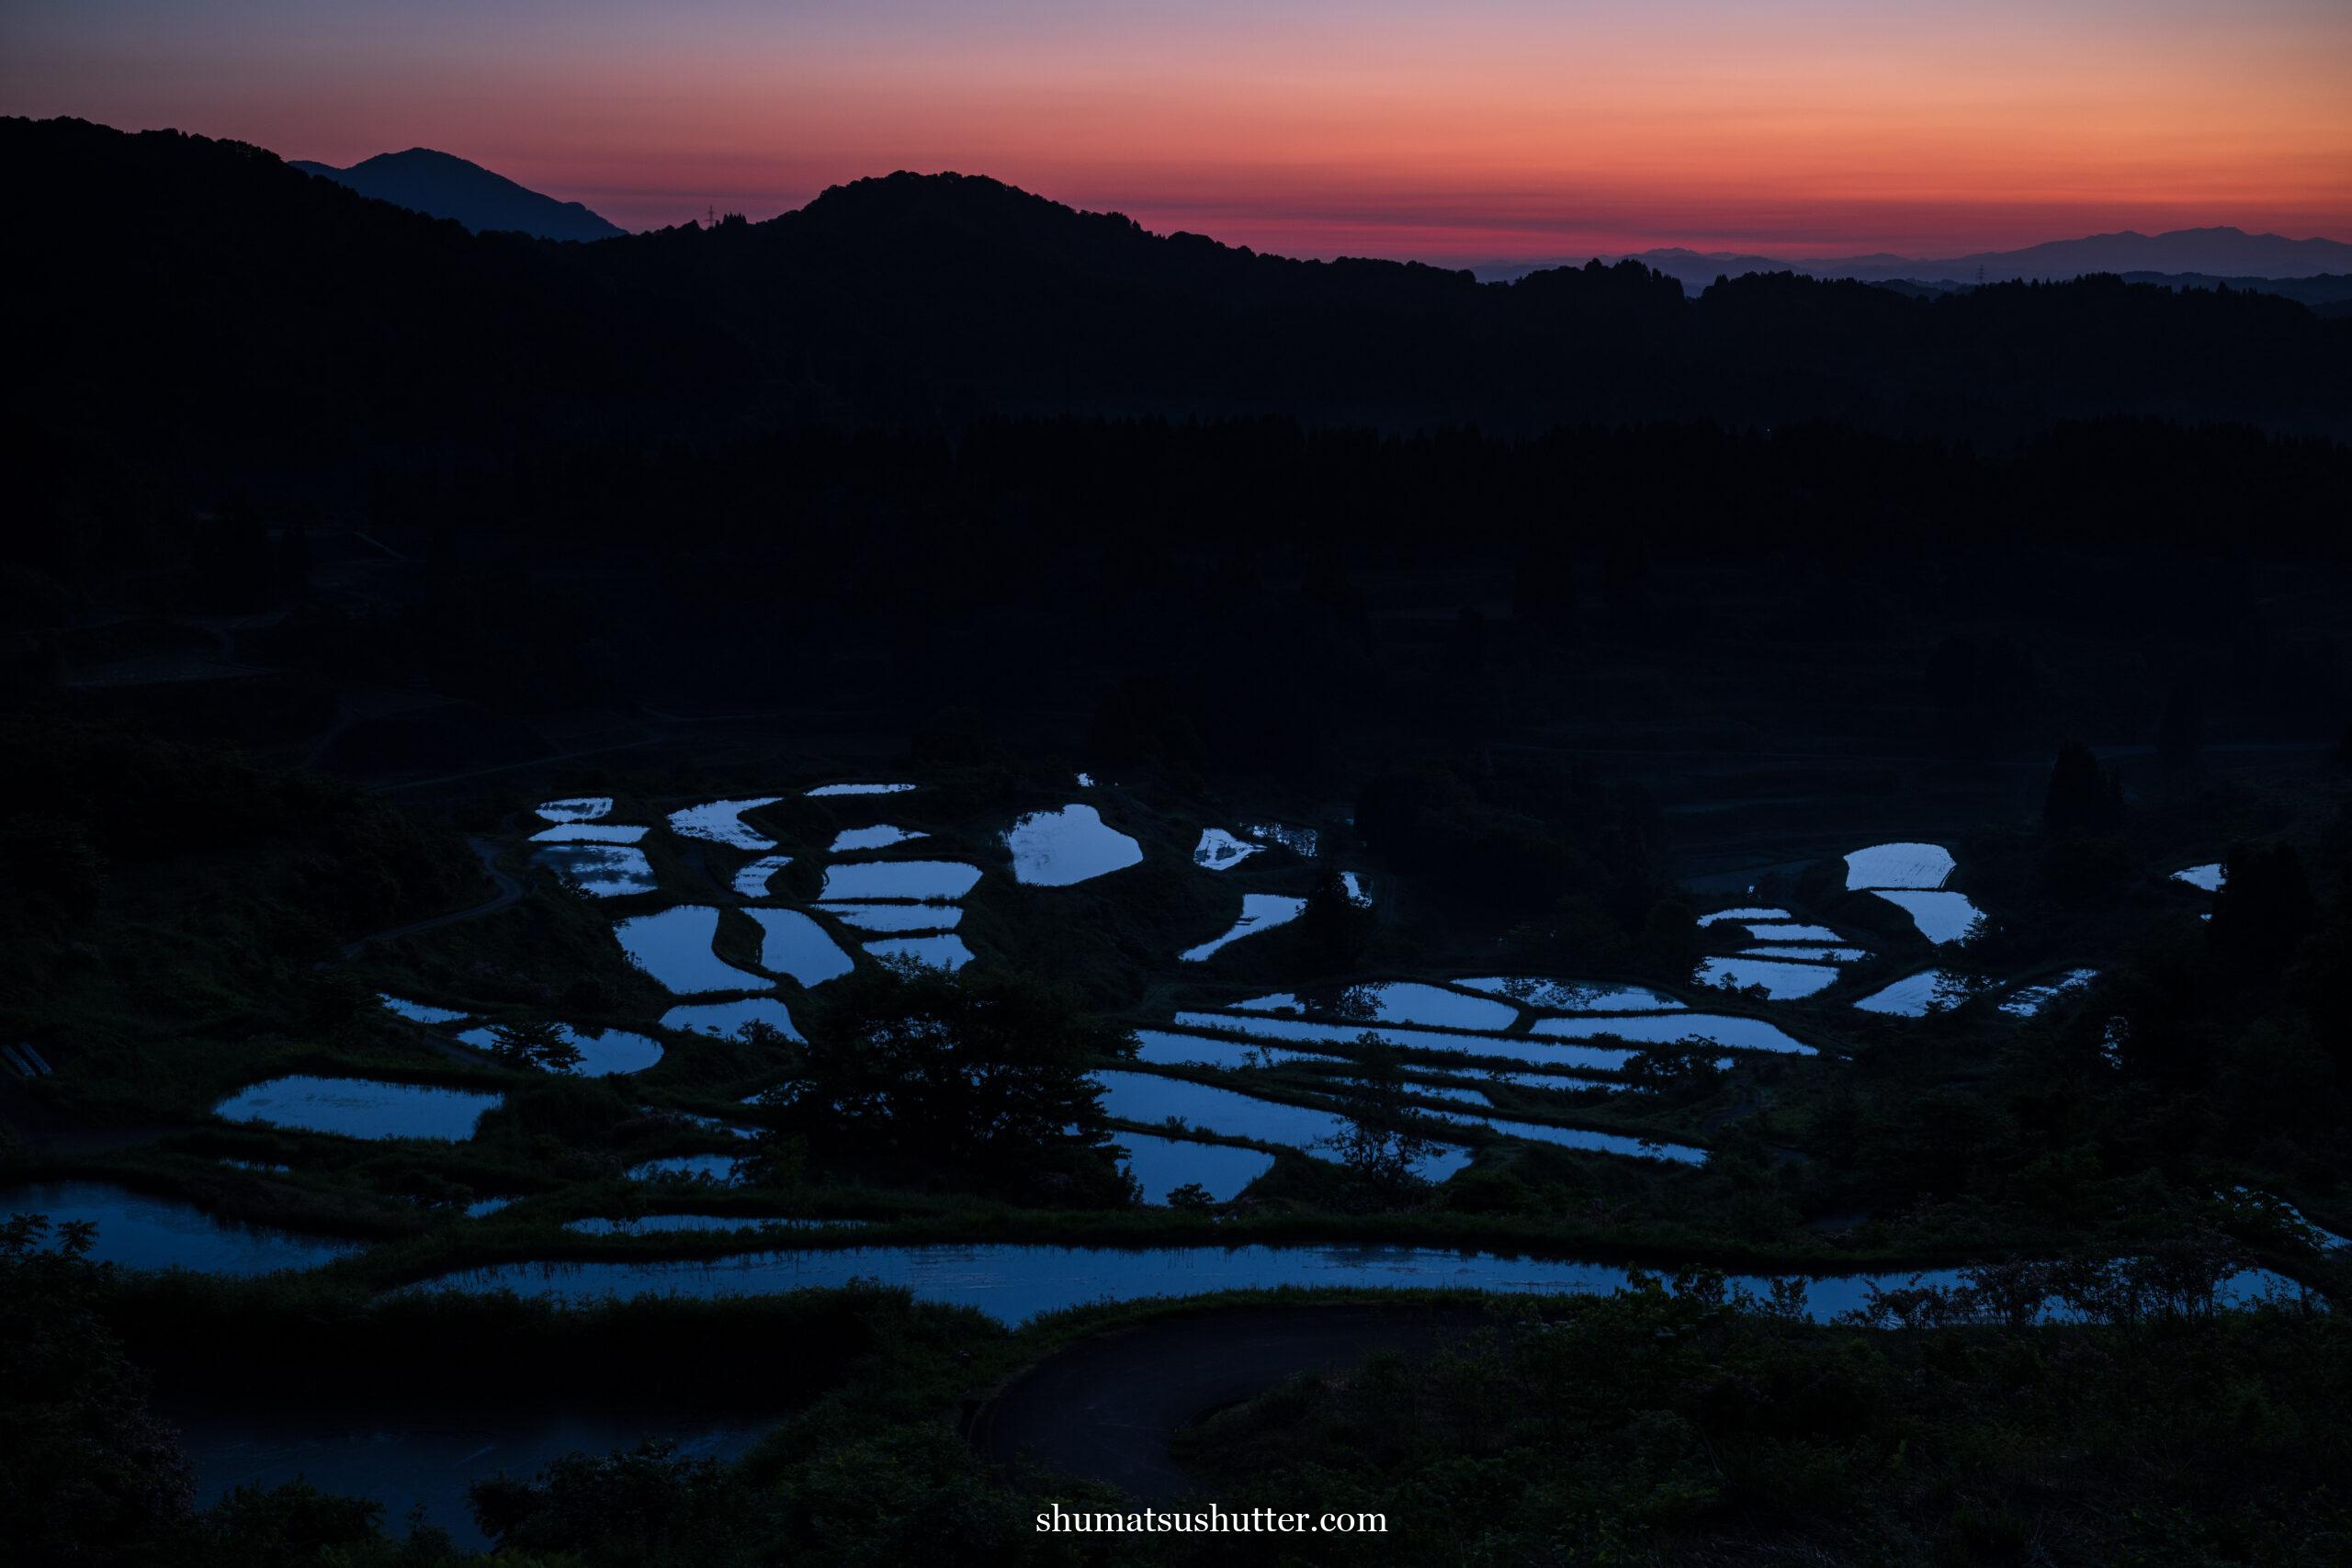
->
[12,1219,2346,1566]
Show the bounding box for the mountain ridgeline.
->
[288,147,627,241]
[7,116,2349,503]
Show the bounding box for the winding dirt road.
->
[968,1303,1484,1498]
[339,837,525,958]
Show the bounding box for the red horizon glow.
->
[5,0,2346,264]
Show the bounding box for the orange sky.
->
[6,1,2347,260]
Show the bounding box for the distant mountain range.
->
[1476,228,2352,296]
[11,117,2348,467]
[288,148,624,241]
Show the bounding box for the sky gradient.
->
[6,1,2348,264]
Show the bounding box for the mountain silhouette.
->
[1481,227,2352,294]
[288,147,625,241]
[8,117,2346,477]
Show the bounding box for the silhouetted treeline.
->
[9,115,2348,520]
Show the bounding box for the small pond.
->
[667,797,783,852]
[215,1077,502,1141]
[455,1024,664,1077]
[743,908,856,987]
[1002,804,1144,886]
[1180,894,1306,962]
[818,860,982,902]
[614,907,773,995]
[0,1180,360,1274]
[2172,863,2225,892]
[659,998,803,1042]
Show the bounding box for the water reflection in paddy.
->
[402,1244,2303,1328]
[527,823,648,844]
[1738,922,1845,942]
[0,1180,360,1274]
[535,796,613,823]
[1109,1131,1275,1203]
[865,933,975,971]
[1528,1013,1816,1056]
[743,908,855,987]
[659,997,803,1042]
[831,824,927,852]
[533,843,659,897]
[1170,1011,1636,1073]
[1853,969,1980,1018]
[1843,842,1955,891]
[1193,828,1261,870]
[377,993,468,1025]
[1696,907,1790,927]
[668,797,783,852]
[564,1213,865,1235]
[1180,895,1306,962]
[1997,968,2098,1018]
[628,1153,746,1183]
[215,1077,503,1141]
[1453,977,1685,1013]
[806,782,916,797]
[818,860,982,902]
[614,907,773,995]
[1131,1028,1338,1069]
[1697,956,1840,1000]
[820,902,964,932]
[1002,804,1144,886]
[1230,981,1517,1033]
[454,1024,664,1077]
[1871,889,1987,944]
[2172,863,2225,892]
[1091,1069,1469,1181]
[730,854,793,898]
